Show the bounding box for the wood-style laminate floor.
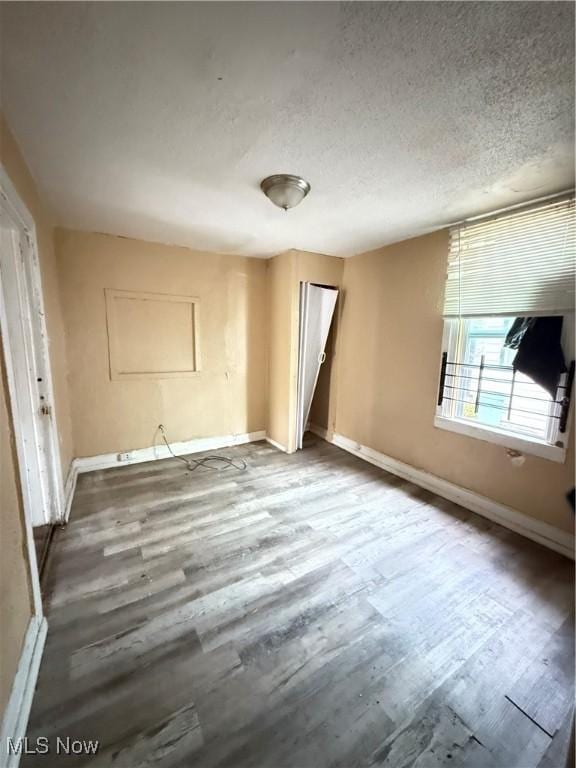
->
[25,435,575,768]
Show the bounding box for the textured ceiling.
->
[1,2,574,257]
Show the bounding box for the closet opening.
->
[295,281,339,449]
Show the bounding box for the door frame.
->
[295,282,309,450]
[0,164,64,538]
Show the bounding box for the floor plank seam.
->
[504,695,555,739]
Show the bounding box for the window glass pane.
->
[452,317,553,440]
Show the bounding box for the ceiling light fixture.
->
[260,174,311,211]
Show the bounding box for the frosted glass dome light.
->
[260,174,311,211]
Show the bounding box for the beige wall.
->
[267,249,344,452]
[266,251,296,451]
[0,341,33,717]
[335,230,575,533]
[55,229,268,457]
[0,114,74,478]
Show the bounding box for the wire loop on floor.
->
[158,424,247,472]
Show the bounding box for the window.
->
[437,317,572,458]
[436,195,575,462]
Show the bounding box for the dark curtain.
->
[504,316,566,398]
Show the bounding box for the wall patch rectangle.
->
[105,289,200,380]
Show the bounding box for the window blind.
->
[443,195,576,317]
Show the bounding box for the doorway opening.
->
[295,282,339,449]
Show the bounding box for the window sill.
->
[434,415,567,463]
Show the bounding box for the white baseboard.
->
[265,436,289,453]
[62,462,78,523]
[0,616,47,768]
[75,430,267,474]
[330,432,575,560]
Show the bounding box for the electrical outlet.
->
[117,452,132,462]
